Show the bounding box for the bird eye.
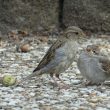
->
[75,32,79,35]
[93,50,96,53]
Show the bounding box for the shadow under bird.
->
[18,26,86,87]
[77,45,110,85]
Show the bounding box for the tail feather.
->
[17,70,42,85]
[33,67,38,73]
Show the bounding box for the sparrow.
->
[77,45,110,85]
[18,26,86,87]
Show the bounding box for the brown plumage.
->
[78,44,110,85]
[99,57,110,74]
[33,39,65,72]
[17,26,86,87]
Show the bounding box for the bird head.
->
[86,45,100,55]
[64,26,86,41]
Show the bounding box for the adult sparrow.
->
[77,45,110,85]
[18,26,86,87]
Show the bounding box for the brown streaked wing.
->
[99,57,110,74]
[33,39,66,72]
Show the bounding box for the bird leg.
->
[84,80,100,86]
[55,74,66,85]
[50,73,58,86]
[55,74,70,89]
[85,80,92,86]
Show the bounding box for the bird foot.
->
[84,80,101,86]
[49,81,58,87]
[85,81,92,86]
[58,84,70,90]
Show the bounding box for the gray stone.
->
[63,0,110,33]
[0,0,59,34]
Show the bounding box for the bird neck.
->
[66,40,79,52]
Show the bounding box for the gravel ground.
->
[0,35,110,110]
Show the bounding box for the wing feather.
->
[99,57,110,74]
[33,39,65,72]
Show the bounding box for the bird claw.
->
[84,80,101,86]
[85,81,93,86]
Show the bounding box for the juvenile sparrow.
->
[18,26,86,87]
[77,45,110,85]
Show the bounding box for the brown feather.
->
[99,57,110,74]
[33,39,66,72]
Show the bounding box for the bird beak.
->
[82,32,86,38]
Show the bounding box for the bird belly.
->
[78,53,107,84]
[85,64,106,84]
[43,50,75,74]
[42,41,77,74]
[44,55,71,74]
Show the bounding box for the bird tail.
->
[33,67,38,73]
[17,69,42,85]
